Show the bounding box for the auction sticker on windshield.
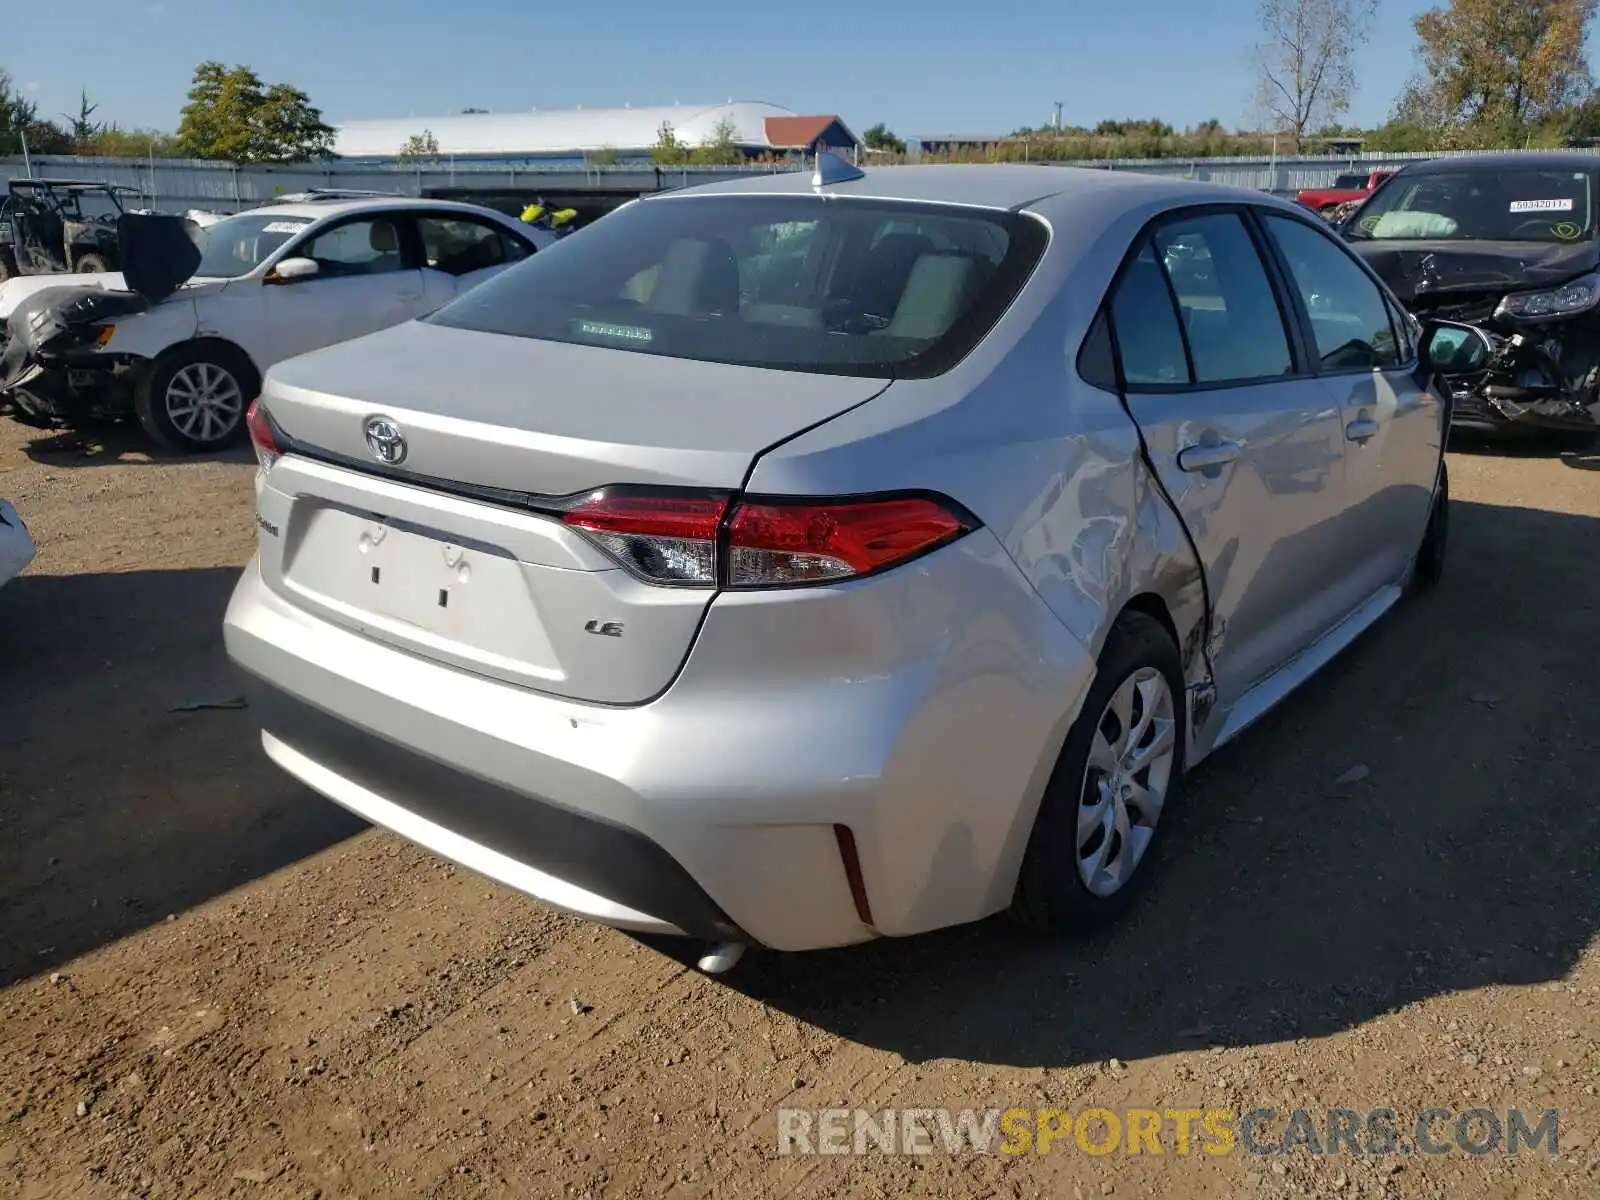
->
[1509,199,1575,213]
[262,221,311,234]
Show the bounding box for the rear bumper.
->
[223,529,1095,952]
[244,678,743,940]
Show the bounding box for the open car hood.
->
[1347,238,1600,304]
[117,212,203,303]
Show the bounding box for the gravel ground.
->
[0,418,1597,1200]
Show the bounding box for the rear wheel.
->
[135,342,258,454]
[1010,611,1186,935]
[74,252,112,273]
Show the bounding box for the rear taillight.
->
[561,489,974,589]
[245,399,280,471]
[727,497,968,586]
[562,491,729,586]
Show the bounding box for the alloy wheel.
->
[1076,666,1178,897]
[165,362,244,446]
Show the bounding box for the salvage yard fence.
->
[4,146,1598,216]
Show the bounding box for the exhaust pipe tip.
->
[696,941,747,975]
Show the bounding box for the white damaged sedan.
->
[0,197,552,453]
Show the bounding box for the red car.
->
[1297,170,1394,217]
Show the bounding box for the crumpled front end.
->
[0,283,151,425]
[1353,240,1600,435]
[1433,301,1600,435]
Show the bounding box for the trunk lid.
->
[255,319,889,704]
[262,320,889,493]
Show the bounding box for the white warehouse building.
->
[332,101,861,165]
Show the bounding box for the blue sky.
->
[1,1,1578,138]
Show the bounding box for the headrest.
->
[884,253,979,340]
[369,220,400,252]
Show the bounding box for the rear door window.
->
[1108,241,1191,386]
[424,195,1048,378]
[417,215,515,276]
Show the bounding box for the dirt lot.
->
[1,417,1598,1200]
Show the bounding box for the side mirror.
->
[1420,319,1494,376]
[266,256,319,284]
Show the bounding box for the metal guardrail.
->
[0,154,807,214]
[1032,145,1600,193]
[2,144,1588,213]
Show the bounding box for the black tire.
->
[74,252,112,273]
[1409,461,1448,594]
[135,341,259,454]
[1010,610,1188,935]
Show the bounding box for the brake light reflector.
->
[245,398,280,471]
[559,489,976,589]
[562,491,729,586]
[726,496,969,587]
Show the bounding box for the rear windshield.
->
[423,194,1049,378]
[1332,174,1368,189]
[1346,168,1597,243]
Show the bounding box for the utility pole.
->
[1053,101,1064,131]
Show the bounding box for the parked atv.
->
[0,179,139,282]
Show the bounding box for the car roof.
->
[1396,152,1600,176]
[655,163,1288,214]
[233,195,516,222]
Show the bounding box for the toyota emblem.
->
[364,416,407,465]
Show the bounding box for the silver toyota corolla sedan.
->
[223,159,1486,970]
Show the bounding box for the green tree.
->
[398,129,441,160]
[62,89,101,144]
[79,126,183,158]
[690,116,743,165]
[0,70,68,156]
[649,120,691,165]
[253,81,336,162]
[863,122,906,153]
[1398,0,1597,145]
[1253,0,1381,148]
[176,62,335,163]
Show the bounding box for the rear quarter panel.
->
[744,190,1209,682]
[740,190,1212,870]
